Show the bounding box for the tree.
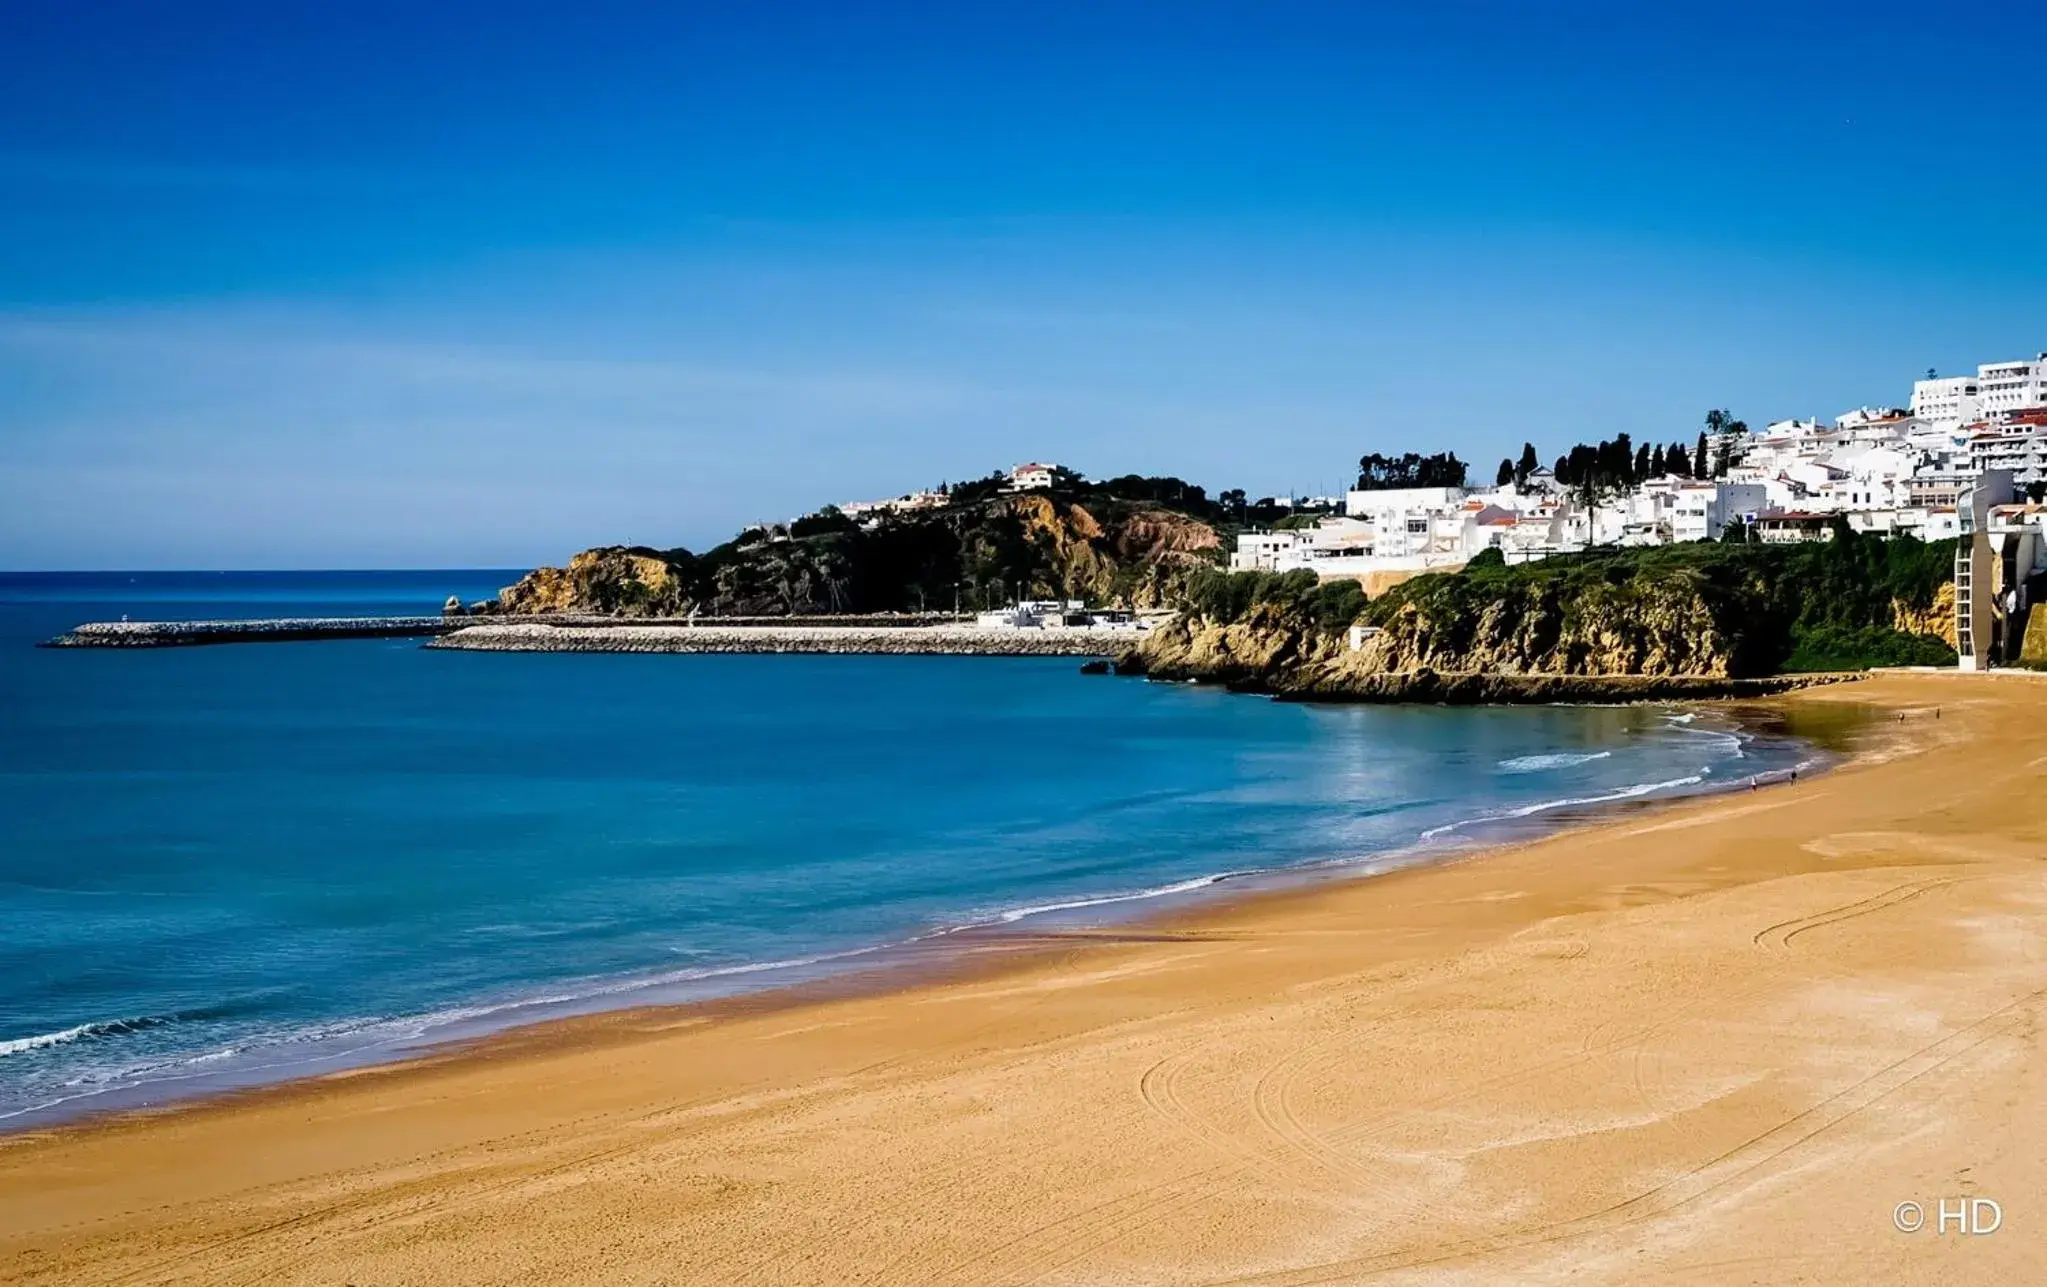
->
[1651,444,1668,476]
[1668,440,1693,478]
[1713,441,1731,478]
[1633,443,1651,482]
[1693,432,1710,478]
[1515,442,1539,486]
[1354,451,1468,491]
[1496,458,1516,487]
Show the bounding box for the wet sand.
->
[4,673,2044,1285]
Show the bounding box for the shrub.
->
[1781,624,1957,672]
[1178,567,1362,626]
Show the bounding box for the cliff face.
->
[1125,575,1744,695]
[496,548,692,616]
[1349,569,1747,677]
[1892,581,1957,649]
[991,494,1220,609]
[1125,539,1958,695]
[491,495,1224,618]
[1118,603,1349,687]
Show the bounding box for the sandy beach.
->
[3,672,2043,1285]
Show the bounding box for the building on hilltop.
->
[1979,356,2047,418]
[1006,463,1060,491]
[839,489,950,524]
[1913,352,2047,429]
[1911,375,1983,427]
[1966,408,2047,493]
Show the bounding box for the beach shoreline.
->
[5,672,2041,1285]
[0,696,1832,1135]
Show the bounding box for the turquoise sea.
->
[0,571,1815,1127]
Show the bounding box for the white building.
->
[1671,481,1768,542]
[840,489,949,522]
[1968,424,2047,491]
[1007,463,1060,491]
[1910,375,1983,427]
[1341,486,1470,561]
[1228,528,1313,572]
[1913,352,2047,428]
[1978,355,2047,418]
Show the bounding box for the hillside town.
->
[1219,350,2047,583]
[780,349,2047,670]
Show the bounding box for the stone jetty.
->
[43,616,466,648]
[429,622,1130,657]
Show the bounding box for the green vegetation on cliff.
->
[1357,531,1956,675]
[1146,530,1956,685]
[1178,567,1366,630]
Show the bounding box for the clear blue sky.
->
[3,1,2042,569]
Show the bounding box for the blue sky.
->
[2,1,2043,569]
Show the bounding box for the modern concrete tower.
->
[1955,470,2014,671]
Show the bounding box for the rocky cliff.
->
[1892,581,1957,649]
[1122,538,1957,697]
[490,491,1224,618]
[496,548,693,616]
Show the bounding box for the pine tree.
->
[1516,442,1539,486]
[1693,432,1710,478]
[1668,440,1692,478]
[1496,458,1515,487]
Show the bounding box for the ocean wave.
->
[984,873,1240,926]
[1497,751,1612,773]
[1665,715,1749,759]
[0,1013,186,1059]
[1418,773,1706,842]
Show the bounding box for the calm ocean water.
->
[0,571,1813,1127]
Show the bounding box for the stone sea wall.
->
[429,622,1129,657]
[44,617,464,648]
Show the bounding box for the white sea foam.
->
[1497,751,1612,773]
[0,1022,104,1059]
[987,873,1235,925]
[1666,714,1748,759]
[1418,773,1707,842]
[0,1014,179,1059]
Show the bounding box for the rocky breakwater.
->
[430,622,1130,657]
[45,616,462,648]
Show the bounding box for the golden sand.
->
[4,673,2044,1285]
